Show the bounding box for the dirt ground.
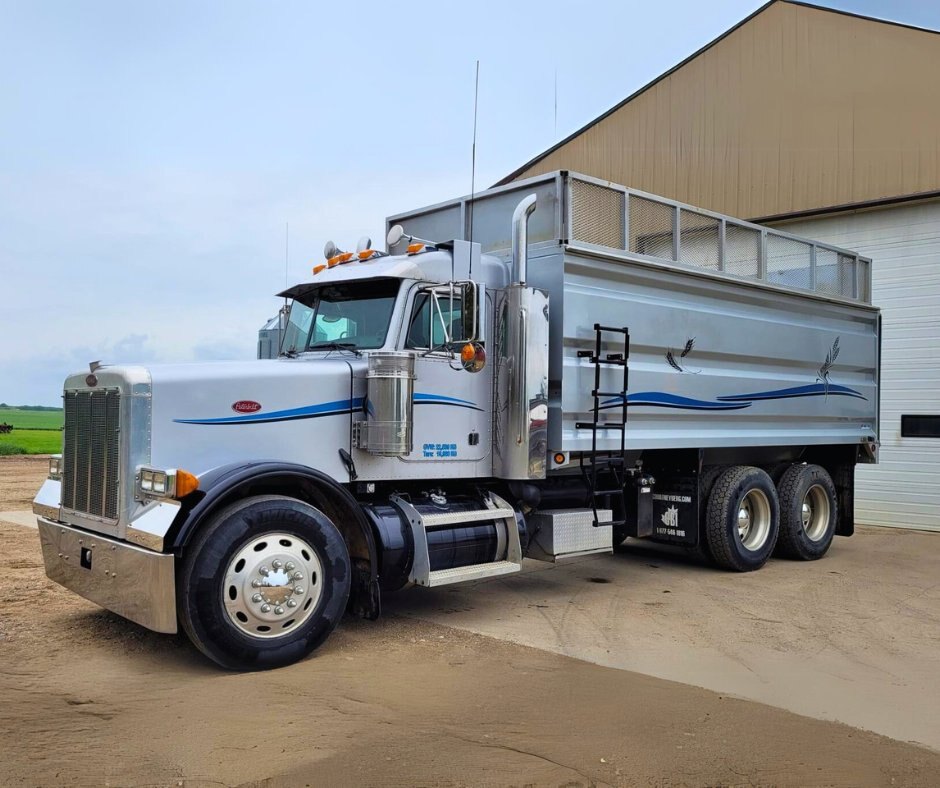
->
[2,455,939,787]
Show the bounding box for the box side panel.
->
[558,251,879,453]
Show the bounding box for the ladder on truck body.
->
[576,324,630,528]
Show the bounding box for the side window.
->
[281,302,314,353]
[405,291,464,349]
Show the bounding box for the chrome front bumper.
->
[37,518,178,634]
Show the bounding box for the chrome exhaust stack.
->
[510,194,537,285]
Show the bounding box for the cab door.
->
[400,282,491,466]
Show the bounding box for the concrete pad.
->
[388,525,940,751]
[0,510,37,529]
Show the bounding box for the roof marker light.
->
[328,251,354,268]
[406,242,426,255]
[313,264,326,275]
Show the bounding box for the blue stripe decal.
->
[602,393,752,411]
[412,393,483,411]
[174,398,363,425]
[593,381,867,416]
[175,392,482,425]
[717,383,867,402]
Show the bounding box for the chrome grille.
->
[62,389,121,520]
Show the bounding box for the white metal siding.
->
[778,201,940,531]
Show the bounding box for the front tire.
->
[178,495,351,670]
[774,464,837,560]
[705,466,779,572]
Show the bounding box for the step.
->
[422,560,521,587]
[421,507,515,528]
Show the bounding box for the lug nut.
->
[285,562,295,572]
[260,604,271,613]
[274,606,284,615]
[251,579,261,588]
[294,587,304,596]
[272,559,282,570]
[259,566,269,576]
[251,593,263,603]
[286,599,297,608]
[292,571,303,581]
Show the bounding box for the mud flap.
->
[649,477,699,546]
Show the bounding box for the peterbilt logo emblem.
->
[232,400,262,413]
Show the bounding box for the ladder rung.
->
[576,422,626,430]
[594,324,629,334]
[577,350,594,358]
[606,353,624,361]
[592,390,624,398]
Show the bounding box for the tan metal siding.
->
[512,1,940,220]
[779,201,940,531]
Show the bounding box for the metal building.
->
[498,0,940,531]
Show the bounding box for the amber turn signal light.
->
[174,469,200,498]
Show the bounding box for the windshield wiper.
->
[307,342,362,356]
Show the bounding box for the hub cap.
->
[222,532,323,639]
[737,489,771,551]
[801,484,830,542]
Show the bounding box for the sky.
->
[2,0,939,406]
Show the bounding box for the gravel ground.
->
[2,455,939,787]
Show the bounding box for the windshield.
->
[280,279,400,354]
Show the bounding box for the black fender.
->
[169,461,381,619]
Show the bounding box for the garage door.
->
[775,200,940,531]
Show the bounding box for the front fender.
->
[167,461,380,618]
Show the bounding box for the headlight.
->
[48,455,62,480]
[137,467,199,500]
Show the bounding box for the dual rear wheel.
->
[704,463,837,571]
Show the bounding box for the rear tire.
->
[774,464,837,560]
[178,495,351,670]
[705,466,779,572]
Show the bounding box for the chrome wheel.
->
[222,532,323,639]
[801,484,831,543]
[737,489,772,551]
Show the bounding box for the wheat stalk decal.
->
[665,337,699,373]
[816,336,841,399]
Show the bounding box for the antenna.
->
[468,59,480,278]
[554,69,558,136]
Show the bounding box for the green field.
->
[0,430,63,455]
[0,407,64,430]
[0,407,64,454]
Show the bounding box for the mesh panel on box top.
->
[570,180,625,249]
[815,247,841,296]
[858,259,871,302]
[838,254,858,299]
[766,233,813,289]
[814,248,857,298]
[724,222,761,279]
[629,195,676,260]
[679,210,721,270]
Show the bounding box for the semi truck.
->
[33,172,880,670]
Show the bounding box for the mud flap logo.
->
[661,505,679,529]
